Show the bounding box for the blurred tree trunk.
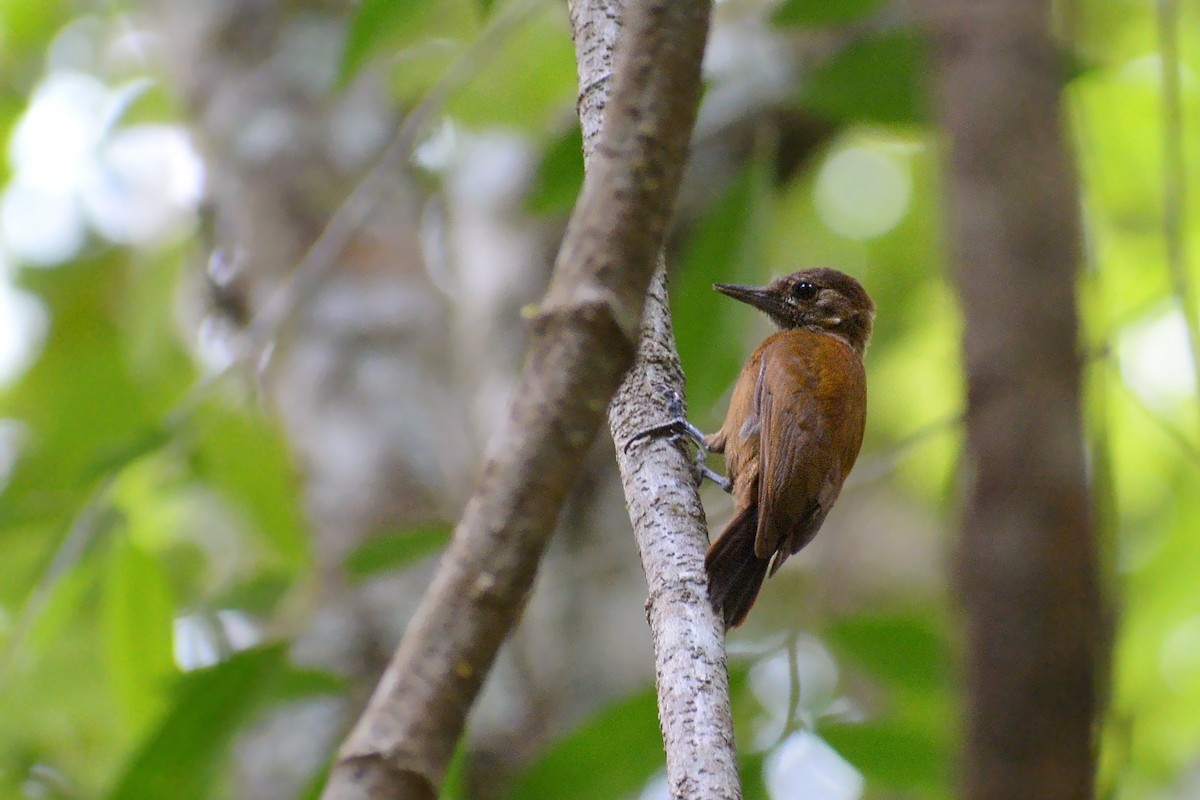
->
[927,2,1104,798]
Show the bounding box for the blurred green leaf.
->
[344,523,452,580]
[103,536,177,730]
[446,3,576,129]
[123,252,194,403]
[507,687,662,800]
[90,424,174,477]
[191,402,310,570]
[107,644,286,800]
[675,159,773,417]
[772,0,886,26]
[527,124,583,215]
[0,0,69,62]
[0,560,128,797]
[270,667,346,701]
[212,572,294,615]
[739,750,769,800]
[826,609,950,695]
[822,719,949,793]
[297,766,331,800]
[2,261,172,533]
[441,742,469,800]
[803,32,929,125]
[340,0,440,83]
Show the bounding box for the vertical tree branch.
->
[320,2,710,799]
[927,2,1103,799]
[610,268,743,800]
[569,3,740,797]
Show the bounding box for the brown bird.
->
[630,268,874,627]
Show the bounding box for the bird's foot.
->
[695,461,733,494]
[623,387,702,452]
[624,387,732,493]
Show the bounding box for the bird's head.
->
[713,268,875,354]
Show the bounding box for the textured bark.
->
[321,1,711,798]
[610,268,742,800]
[927,2,1103,798]
[572,2,740,798]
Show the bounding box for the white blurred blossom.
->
[3,68,205,265]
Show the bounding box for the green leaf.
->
[507,687,662,800]
[441,742,470,800]
[825,609,950,695]
[103,537,177,730]
[2,261,170,532]
[772,0,887,26]
[0,252,192,635]
[106,644,287,800]
[344,523,452,581]
[270,667,347,702]
[0,0,70,58]
[802,32,929,125]
[122,251,194,404]
[340,0,440,83]
[526,124,583,215]
[821,719,949,792]
[674,159,773,417]
[739,750,770,800]
[191,401,310,570]
[445,3,576,130]
[212,572,294,615]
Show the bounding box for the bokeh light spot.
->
[814,144,911,240]
[765,730,864,800]
[1118,305,1197,410]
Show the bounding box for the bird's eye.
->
[791,282,819,302]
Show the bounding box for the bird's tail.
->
[705,506,769,628]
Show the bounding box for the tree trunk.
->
[927,2,1104,798]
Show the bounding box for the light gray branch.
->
[569,1,741,798]
[320,1,710,798]
[610,267,743,800]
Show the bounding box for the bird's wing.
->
[753,333,864,565]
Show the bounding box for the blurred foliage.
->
[507,688,663,800]
[801,33,930,126]
[772,0,887,27]
[0,0,1198,799]
[343,523,452,581]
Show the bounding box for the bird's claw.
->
[698,462,733,493]
[624,386,732,494]
[623,386,700,453]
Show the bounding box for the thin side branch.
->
[320,1,710,799]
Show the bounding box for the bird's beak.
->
[713,283,786,317]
